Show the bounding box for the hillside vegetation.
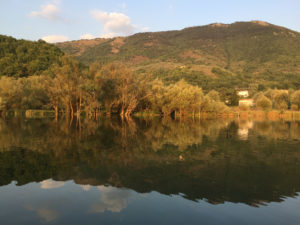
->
[57,21,300,90]
[0,35,64,77]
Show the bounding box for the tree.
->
[95,63,120,116]
[0,76,21,111]
[273,91,289,110]
[256,95,272,111]
[228,90,239,106]
[207,90,220,102]
[148,78,166,114]
[43,75,63,120]
[51,56,83,119]
[291,90,300,110]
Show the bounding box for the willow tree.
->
[291,90,300,109]
[190,86,204,118]
[256,94,272,111]
[0,76,19,111]
[95,63,120,116]
[96,63,151,117]
[51,56,83,119]
[124,74,152,117]
[81,73,100,118]
[43,75,63,120]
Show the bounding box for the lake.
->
[1,117,300,225]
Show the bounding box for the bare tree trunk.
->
[70,100,74,120]
[120,105,125,117]
[64,102,70,119]
[76,102,79,120]
[125,100,137,118]
[79,92,82,118]
[105,102,111,117]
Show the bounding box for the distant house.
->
[239,99,254,107]
[237,90,249,98]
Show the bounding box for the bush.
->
[256,95,272,111]
[278,101,288,112]
[291,104,298,110]
[291,90,300,109]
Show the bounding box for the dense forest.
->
[0,35,64,77]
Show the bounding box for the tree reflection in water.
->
[1,117,300,207]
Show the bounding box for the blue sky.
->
[1,0,300,42]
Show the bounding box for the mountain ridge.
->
[55,20,300,90]
[1,20,300,90]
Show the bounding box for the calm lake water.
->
[1,117,300,225]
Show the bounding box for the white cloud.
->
[91,10,136,37]
[40,179,65,189]
[141,26,150,32]
[90,186,131,213]
[100,32,117,38]
[80,185,91,191]
[80,33,96,40]
[26,206,59,222]
[42,35,69,43]
[29,3,62,22]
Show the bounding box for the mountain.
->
[57,21,300,90]
[0,35,64,77]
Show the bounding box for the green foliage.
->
[291,90,300,109]
[0,35,64,78]
[148,79,205,116]
[256,95,272,111]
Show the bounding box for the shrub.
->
[256,95,272,111]
[291,104,298,110]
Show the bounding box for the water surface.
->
[1,118,300,225]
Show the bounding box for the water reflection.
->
[0,117,300,208]
[41,180,65,189]
[91,186,131,213]
[26,205,59,222]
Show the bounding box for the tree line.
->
[1,56,300,120]
[252,89,300,111]
[0,56,230,119]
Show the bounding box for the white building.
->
[238,90,249,98]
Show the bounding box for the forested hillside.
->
[0,35,64,77]
[57,21,300,90]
